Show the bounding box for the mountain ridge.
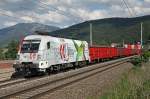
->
[0,15,150,47]
[48,15,150,45]
[0,22,60,47]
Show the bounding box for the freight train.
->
[12,35,141,76]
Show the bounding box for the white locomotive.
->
[13,35,90,76]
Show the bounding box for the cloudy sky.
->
[0,0,149,29]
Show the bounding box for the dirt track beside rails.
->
[36,62,133,99]
[0,60,14,69]
[0,60,14,81]
[0,68,14,81]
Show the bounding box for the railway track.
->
[0,75,51,91]
[0,56,136,99]
[19,61,127,99]
[0,78,26,89]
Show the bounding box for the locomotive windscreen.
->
[21,40,41,53]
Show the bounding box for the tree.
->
[148,35,150,40]
[5,40,18,59]
[0,49,5,59]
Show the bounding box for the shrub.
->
[0,49,5,59]
[5,40,18,59]
[131,57,142,67]
[142,51,150,62]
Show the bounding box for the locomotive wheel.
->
[51,65,61,73]
[11,71,24,78]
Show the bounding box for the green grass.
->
[100,63,150,99]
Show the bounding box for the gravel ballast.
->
[36,62,133,99]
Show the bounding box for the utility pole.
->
[141,22,143,48]
[123,39,125,47]
[90,23,92,46]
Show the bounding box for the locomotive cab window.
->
[47,42,50,49]
[21,40,41,53]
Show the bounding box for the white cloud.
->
[38,11,67,23]
[3,21,17,27]
[145,0,150,3]
[0,0,150,28]
[0,9,14,16]
[20,16,34,22]
[73,9,107,20]
[45,0,73,6]
[57,6,67,12]
[4,0,21,2]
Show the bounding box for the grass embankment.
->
[100,52,150,99]
[100,63,150,99]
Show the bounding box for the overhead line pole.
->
[90,23,93,46]
[141,22,143,48]
[123,39,125,47]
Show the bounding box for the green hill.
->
[48,15,150,45]
[0,15,150,47]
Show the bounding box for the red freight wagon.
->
[89,46,105,62]
[124,48,130,56]
[117,48,125,57]
[131,45,135,55]
[111,47,118,58]
[101,47,109,58]
[127,44,132,56]
[89,44,141,62]
[135,44,141,55]
[89,47,96,61]
[124,44,132,56]
[89,46,118,62]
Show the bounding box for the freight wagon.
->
[89,44,141,62]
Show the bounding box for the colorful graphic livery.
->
[13,35,141,76]
[13,35,89,76]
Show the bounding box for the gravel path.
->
[0,68,14,81]
[36,62,133,99]
[0,60,14,81]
